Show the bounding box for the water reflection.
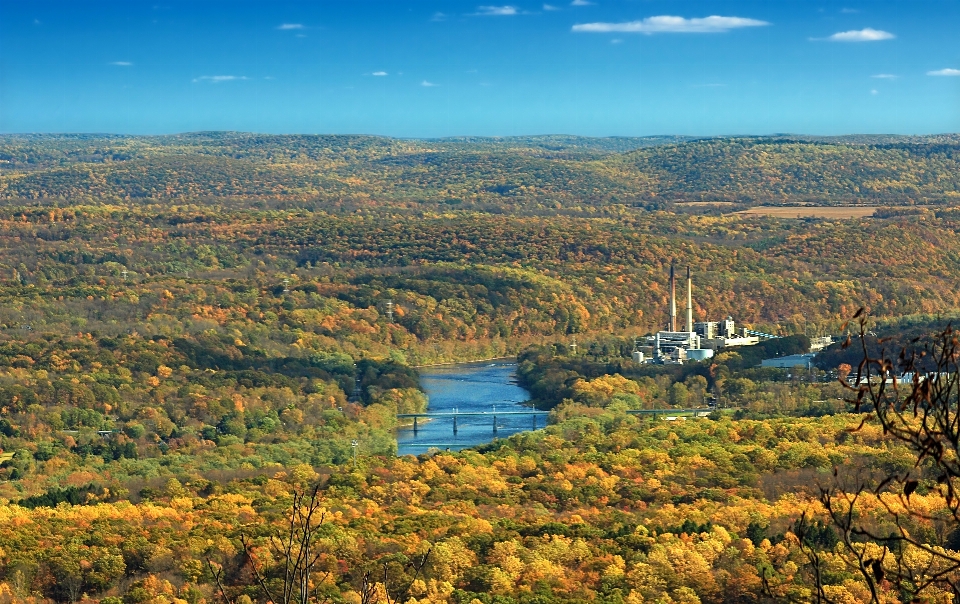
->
[396,361,533,456]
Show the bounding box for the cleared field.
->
[738,205,878,218]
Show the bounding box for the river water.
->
[396,360,534,456]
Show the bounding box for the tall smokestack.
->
[669,261,677,332]
[686,266,694,333]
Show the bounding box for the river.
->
[396,360,535,456]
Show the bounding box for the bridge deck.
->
[397,411,548,418]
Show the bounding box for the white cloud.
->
[543,4,561,10]
[871,89,879,95]
[372,71,388,76]
[192,75,249,83]
[571,0,594,5]
[421,80,438,87]
[572,15,769,34]
[840,8,859,13]
[871,73,898,79]
[277,23,304,30]
[610,38,622,44]
[827,28,894,41]
[472,6,518,16]
[110,61,133,66]
[928,68,960,76]
[431,12,447,21]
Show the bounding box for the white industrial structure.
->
[639,262,770,364]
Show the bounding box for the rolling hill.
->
[2,133,958,207]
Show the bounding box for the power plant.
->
[633,262,774,364]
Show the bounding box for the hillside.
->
[2,133,959,207]
[609,137,960,203]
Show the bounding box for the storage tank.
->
[685,349,714,362]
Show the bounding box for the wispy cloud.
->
[431,12,447,21]
[871,89,879,95]
[421,80,439,87]
[572,15,769,34]
[840,8,860,13]
[372,71,388,76]
[826,28,894,41]
[543,4,561,10]
[277,23,304,30]
[192,75,249,84]
[571,0,594,5]
[928,68,960,76]
[472,5,519,16]
[871,73,898,79]
[110,61,133,67]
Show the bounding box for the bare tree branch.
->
[817,312,960,599]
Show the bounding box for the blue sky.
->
[1,1,958,136]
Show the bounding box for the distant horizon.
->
[2,130,958,139]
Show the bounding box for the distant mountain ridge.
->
[0,132,957,206]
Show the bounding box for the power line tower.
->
[282,278,290,294]
[121,268,128,281]
[350,363,362,402]
[569,336,578,355]
[385,300,394,322]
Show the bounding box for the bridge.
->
[397,410,549,435]
[397,407,714,435]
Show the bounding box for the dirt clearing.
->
[738,206,879,219]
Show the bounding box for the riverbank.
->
[412,355,516,368]
[396,416,435,428]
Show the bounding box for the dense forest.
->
[1,134,960,602]
[2,134,959,207]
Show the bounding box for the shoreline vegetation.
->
[413,355,517,368]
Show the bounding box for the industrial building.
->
[760,353,816,369]
[638,262,768,364]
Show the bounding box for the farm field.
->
[737,205,881,218]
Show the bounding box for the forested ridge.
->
[2,133,959,206]
[1,134,960,602]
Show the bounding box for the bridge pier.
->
[493,415,497,435]
[453,415,458,435]
[532,414,537,430]
[413,416,418,435]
